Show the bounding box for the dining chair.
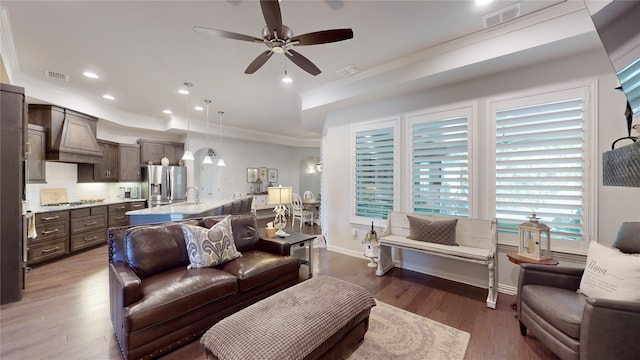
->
[231,192,244,199]
[291,193,313,229]
[303,191,315,200]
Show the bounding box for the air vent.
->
[44,70,70,82]
[336,64,360,78]
[482,3,521,28]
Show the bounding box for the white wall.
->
[321,48,640,295]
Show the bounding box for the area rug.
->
[346,300,470,360]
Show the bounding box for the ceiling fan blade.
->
[260,0,283,39]
[291,29,354,46]
[286,49,321,76]
[193,26,262,43]
[245,50,274,74]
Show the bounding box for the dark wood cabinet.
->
[118,144,141,181]
[78,140,118,182]
[108,201,145,227]
[28,210,70,265]
[1,83,25,304]
[138,139,184,165]
[27,124,47,183]
[70,206,107,251]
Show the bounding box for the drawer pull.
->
[115,216,126,220]
[41,246,60,254]
[42,229,59,235]
[116,206,126,210]
[42,215,60,221]
[84,236,98,242]
[131,204,143,208]
[84,221,97,226]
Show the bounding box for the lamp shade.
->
[268,186,292,205]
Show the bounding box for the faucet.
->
[185,186,200,204]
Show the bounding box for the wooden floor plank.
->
[0,221,558,359]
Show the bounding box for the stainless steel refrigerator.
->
[141,165,187,206]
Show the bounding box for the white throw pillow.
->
[182,216,241,269]
[578,241,640,301]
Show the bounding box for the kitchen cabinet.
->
[1,83,25,304]
[28,210,70,265]
[28,104,103,164]
[108,201,145,227]
[118,144,141,181]
[137,139,184,165]
[77,140,118,182]
[70,206,107,251]
[27,124,47,183]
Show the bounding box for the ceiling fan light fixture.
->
[282,70,292,83]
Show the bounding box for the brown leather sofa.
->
[108,214,301,359]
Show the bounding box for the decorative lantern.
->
[518,213,551,260]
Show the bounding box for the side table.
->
[265,232,316,276]
[507,252,558,312]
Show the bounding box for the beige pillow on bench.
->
[407,216,458,246]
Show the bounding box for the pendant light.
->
[181,82,195,161]
[202,99,214,164]
[217,111,226,167]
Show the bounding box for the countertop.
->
[30,198,147,213]
[126,199,232,216]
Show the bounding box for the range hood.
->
[28,104,104,164]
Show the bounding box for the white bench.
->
[376,211,498,309]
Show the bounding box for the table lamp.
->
[268,185,292,237]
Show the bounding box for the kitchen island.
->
[126,199,234,225]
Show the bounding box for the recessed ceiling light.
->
[102,94,115,100]
[178,89,189,95]
[83,71,99,79]
[163,109,173,114]
[194,106,204,111]
[475,0,494,5]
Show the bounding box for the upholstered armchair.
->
[517,222,640,360]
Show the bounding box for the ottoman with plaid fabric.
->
[201,275,376,360]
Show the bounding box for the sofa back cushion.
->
[202,214,260,252]
[125,223,190,278]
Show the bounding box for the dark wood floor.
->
[0,221,558,359]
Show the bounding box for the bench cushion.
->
[380,234,490,261]
[201,275,376,360]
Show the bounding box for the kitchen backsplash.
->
[26,162,141,210]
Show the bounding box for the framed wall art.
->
[259,167,267,181]
[268,168,278,182]
[247,168,258,183]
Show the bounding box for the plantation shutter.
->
[354,125,395,219]
[411,115,469,216]
[495,96,585,241]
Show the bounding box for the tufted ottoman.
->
[201,275,376,360]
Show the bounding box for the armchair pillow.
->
[406,216,458,246]
[578,241,640,301]
[182,216,241,269]
[613,222,640,254]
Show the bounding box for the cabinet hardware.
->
[115,216,125,220]
[132,204,143,208]
[41,246,60,254]
[116,205,126,210]
[42,229,59,235]
[84,221,97,226]
[84,236,98,242]
[42,215,60,221]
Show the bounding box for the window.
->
[409,108,470,217]
[352,119,398,222]
[492,88,589,244]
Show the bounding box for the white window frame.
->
[488,83,597,254]
[350,117,400,228]
[405,106,474,217]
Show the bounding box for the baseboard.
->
[499,284,517,296]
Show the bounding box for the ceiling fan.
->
[193,0,353,76]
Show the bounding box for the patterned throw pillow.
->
[181,216,241,269]
[407,216,459,246]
